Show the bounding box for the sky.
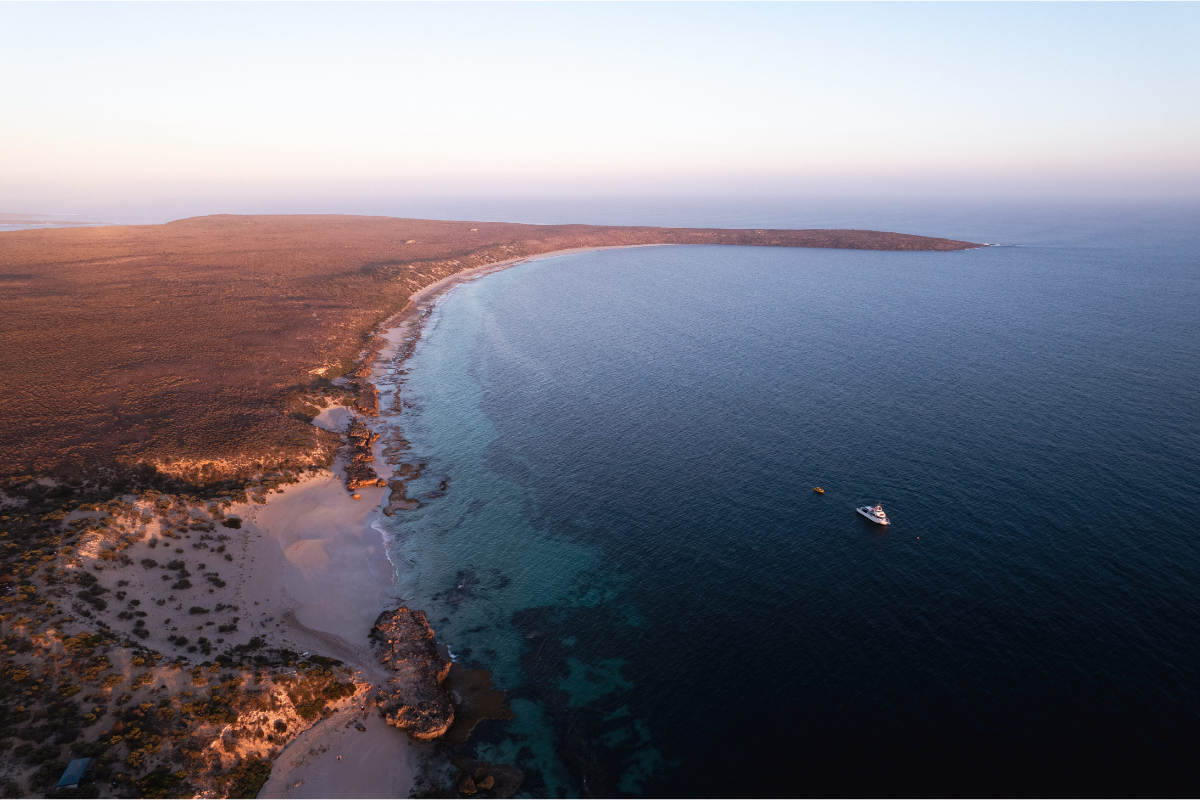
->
[2,2,1199,219]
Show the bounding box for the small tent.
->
[57,758,91,790]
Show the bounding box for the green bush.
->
[225,759,272,799]
[17,743,62,764]
[30,760,67,789]
[293,699,326,721]
[138,769,188,799]
[71,739,111,759]
[62,633,102,654]
[322,681,356,701]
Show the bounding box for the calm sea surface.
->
[381,203,1200,797]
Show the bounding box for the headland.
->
[0,217,979,797]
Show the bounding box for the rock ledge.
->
[370,606,455,740]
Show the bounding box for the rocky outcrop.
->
[352,380,379,415]
[382,479,421,515]
[451,758,524,798]
[370,607,455,740]
[382,462,426,514]
[380,427,411,464]
[352,335,388,379]
[344,416,385,490]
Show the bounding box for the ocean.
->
[380,200,1200,797]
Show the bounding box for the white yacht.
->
[856,502,890,525]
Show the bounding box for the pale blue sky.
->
[2,2,1198,215]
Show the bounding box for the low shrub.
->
[29,760,67,789]
[224,759,272,799]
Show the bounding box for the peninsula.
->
[0,215,979,797]
[0,215,978,483]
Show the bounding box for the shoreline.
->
[0,236,982,796]
[180,238,972,795]
[256,243,629,796]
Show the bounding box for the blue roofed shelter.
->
[57,758,91,790]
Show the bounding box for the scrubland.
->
[0,215,975,489]
[0,474,380,799]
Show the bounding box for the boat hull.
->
[856,506,889,525]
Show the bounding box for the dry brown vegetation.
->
[0,215,977,486]
[0,477,367,799]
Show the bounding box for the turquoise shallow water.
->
[382,205,1200,797]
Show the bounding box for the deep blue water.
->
[382,204,1200,797]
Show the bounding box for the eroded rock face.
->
[370,606,455,740]
[353,381,379,415]
[344,416,386,490]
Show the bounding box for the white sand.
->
[31,245,658,797]
[246,246,650,793]
[238,465,393,662]
[259,703,420,799]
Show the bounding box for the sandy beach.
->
[0,231,988,796]
[16,245,669,799]
[249,249,597,795]
[0,244,661,797]
[255,246,660,793]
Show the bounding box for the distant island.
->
[0,215,978,797]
